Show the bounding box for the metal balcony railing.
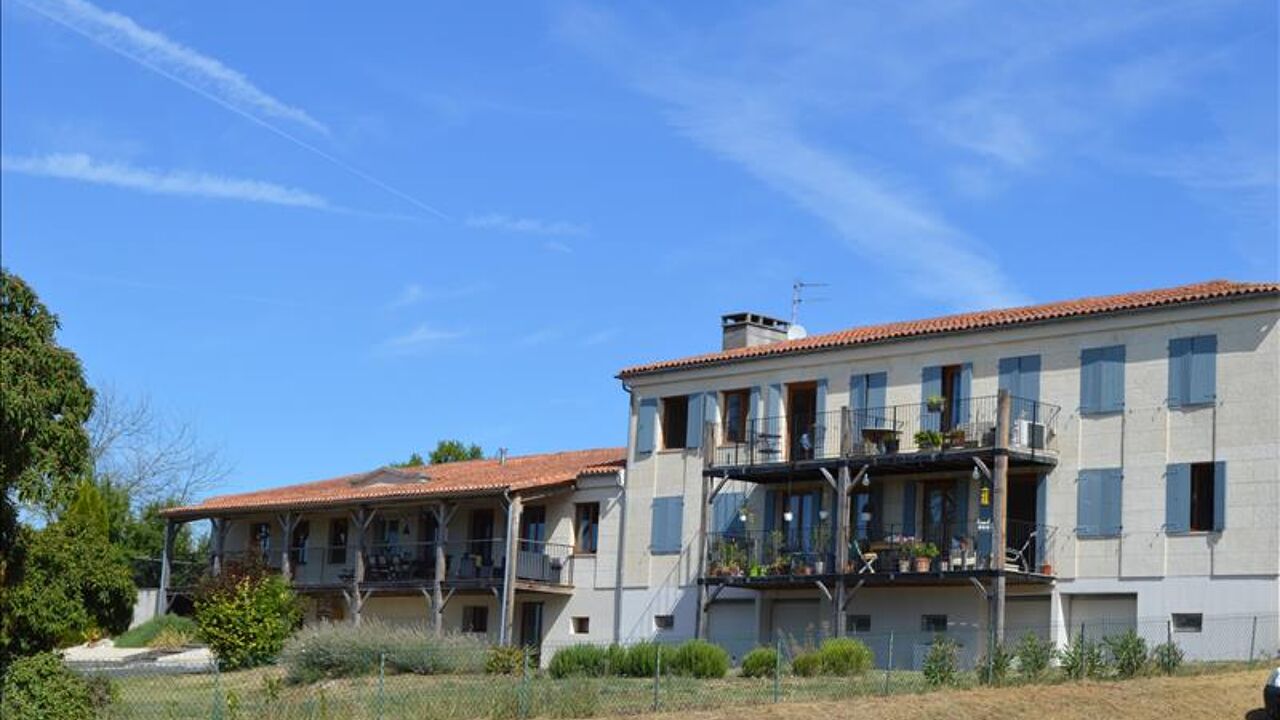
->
[710,396,1060,469]
[705,519,1058,580]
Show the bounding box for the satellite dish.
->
[787,324,808,340]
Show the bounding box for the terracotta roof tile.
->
[618,280,1279,378]
[163,447,625,518]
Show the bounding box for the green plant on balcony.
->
[926,395,946,412]
[910,541,939,572]
[914,429,944,450]
[945,429,967,448]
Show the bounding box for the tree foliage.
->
[429,440,484,464]
[1,651,109,720]
[0,269,95,583]
[390,452,425,468]
[194,558,301,670]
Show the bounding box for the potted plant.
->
[913,542,939,572]
[811,520,832,574]
[749,563,764,577]
[1040,562,1053,575]
[926,395,946,412]
[914,429,944,450]
[945,429,966,449]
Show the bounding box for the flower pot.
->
[814,561,826,574]
[898,559,910,573]
[1040,563,1053,575]
[914,556,932,572]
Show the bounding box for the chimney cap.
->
[721,312,790,330]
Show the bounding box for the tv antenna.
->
[790,280,830,325]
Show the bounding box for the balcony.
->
[710,395,1060,470]
[704,519,1058,589]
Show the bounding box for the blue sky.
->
[2,1,1276,497]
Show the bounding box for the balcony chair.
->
[851,539,878,574]
[1006,530,1037,573]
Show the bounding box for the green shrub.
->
[194,558,302,670]
[1059,633,1107,680]
[922,636,959,687]
[619,641,672,677]
[1150,641,1184,675]
[1014,632,1055,681]
[281,621,487,682]
[1103,630,1148,678]
[817,638,874,676]
[790,650,821,677]
[977,643,1013,685]
[486,645,527,675]
[740,647,779,678]
[0,652,106,720]
[548,644,612,679]
[113,614,199,649]
[668,639,729,678]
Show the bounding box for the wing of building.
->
[160,279,1279,664]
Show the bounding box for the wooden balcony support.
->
[499,494,523,645]
[347,507,377,625]
[156,518,178,616]
[277,511,299,580]
[430,502,457,637]
[209,517,231,576]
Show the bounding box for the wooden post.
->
[349,507,376,625]
[992,390,1012,645]
[156,518,175,616]
[432,502,453,637]
[210,517,228,576]
[500,495,523,645]
[833,464,850,636]
[696,473,712,639]
[278,511,297,580]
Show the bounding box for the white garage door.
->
[1006,596,1052,640]
[707,601,756,665]
[1067,594,1137,640]
[770,600,822,647]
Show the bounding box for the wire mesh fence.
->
[47,612,1280,719]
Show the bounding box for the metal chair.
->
[851,538,878,574]
[1006,530,1037,572]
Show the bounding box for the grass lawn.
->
[101,662,1267,719]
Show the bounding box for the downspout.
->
[611,466,627,644]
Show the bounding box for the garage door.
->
[1006,596,1051,641]
[770,600,822,647]
[708,601,756,665]
[1066,594,1137,640]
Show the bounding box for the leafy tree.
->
[194,557,301,670]
[0,512,135,661]
[429,440,484,464]
[1,651,108,720]
[390,452,425,468]
[0,269,95,584]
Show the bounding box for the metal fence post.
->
[1250,616,1259,665]
[377,652,386,720]
[520,646,531,719]
[653,646,662,712]
[773,635,782,703]
[210,661,223,720]
[883,631,894,696]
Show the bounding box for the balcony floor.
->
[700,568,1054,591]
[706,446,1057,482]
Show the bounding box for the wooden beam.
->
[814,580,832,602]
[499,495,523,645]
[709,473,732,504]
[696,474,712,639]
[156,519,176,617]
[840,578,867,612]
[992,390,1012,645]
[431,502,452,637]
[972,457,992,481]
[277,512,297,580]
[818,467,838,492]
[832,464,850,635]
[849,465,868,494]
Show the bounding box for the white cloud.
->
[20,0,327,134]
[378,324,465,354]
[2,152,329,208]
[466,213,588,237]
[387,284,424,310]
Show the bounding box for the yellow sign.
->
[980,487,991,506]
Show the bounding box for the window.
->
[661,396,689,449]
[921,615,948,633]
[290,521,310,565]
[521,505,547,551]
[1171,613,1203,633]
[462,606,488,633]
[846,614,871,634]
[650,496,684,554]
[572,617,590,635]
[653,614,675,631]
[636,398,658,454]
[722,389,751,443]
[328,519,348,565]
[1077,468,1123,538]
[1166,461,1226,533]
[575,503,600,554]
[1080,345,1126,414]
[1168,335,1217,407]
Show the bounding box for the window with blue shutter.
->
[1077,468,1122,538]
[1080,346,1125,414]
[999,355,1042,401]
[712,491,746,538]
[1168,461,1226,533]
[851,372,888,429]
[650,496,684,554]
[1168,335,1217,407]
[921,367,942,431]
[1164,464,1191,534]
[686,393,706,449]
[1212,461,1226,532]
[636,399,658,454]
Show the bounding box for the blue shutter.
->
[686,393,705,449]
[1100,346,1126,413]
[1190,335,1217,405]
[705,393,720,443]
[1021,355,1041,402]
[1101,468,1123,537]
[650,497,684,554]
[1076,470,1098,537]
[815,378,829,450]
[1167,337,1192,407]
[1080,349,1102,414]
[636,399,658,454]
[953,477,970,534]
[767,383,784,440]
[998,357,1019,397]
[764,489,778,534]
[867,372,888,429]
[956,363,973,424]
[850,373,868,433]
[869,482,884,540]
[1164,464,1190,534]
[713,491,746,536]
[902,482,917,537]
[921,366,942,431]
[748,386,761,423]
[1213,461,1227,531]
[1035,474,1047,562]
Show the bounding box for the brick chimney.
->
[721,312,790,350]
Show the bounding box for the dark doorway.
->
[520,505,546,551]
[788,383,818,460]
[939,365,964,432]
[1007,477,1038,569]
[469,509,495,561]
[519,602,544,659]
[922,482,957,551]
